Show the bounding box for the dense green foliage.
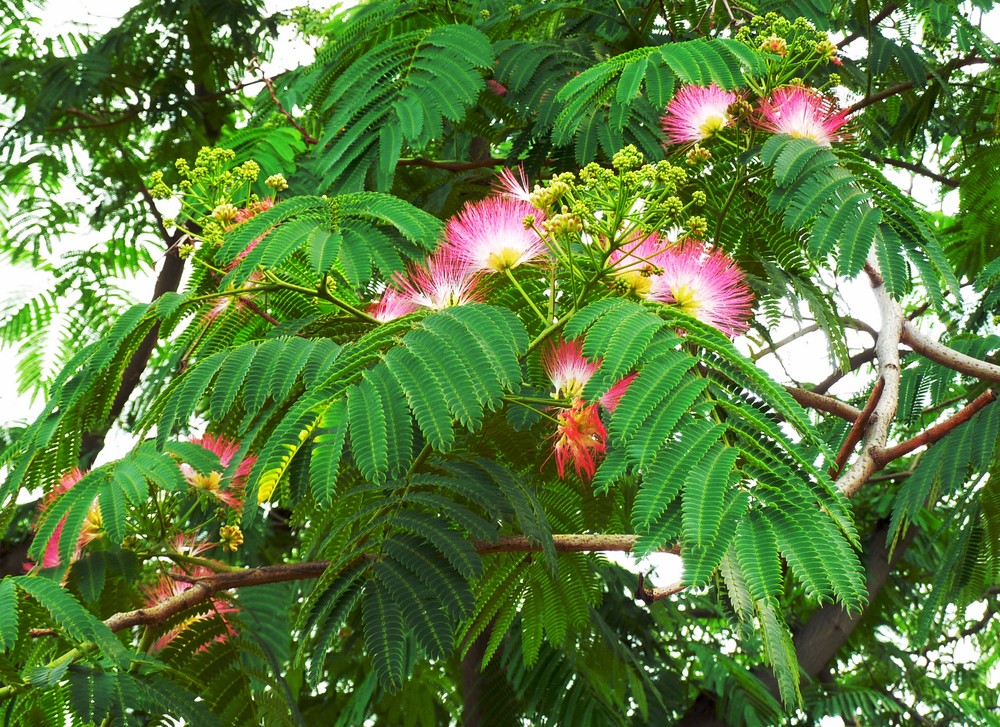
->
[0,0,998,725]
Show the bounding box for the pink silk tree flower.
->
[662,85,737,144]
[608,233,670,297]
[649,241,754,337]
[553,402,608,481]
[394,247,483,310]
[494,166,533,203]
[367,287,419,323]
[143,567,239,652]
[755,86,849,146]
[36,468,101,569]
[599,373,637,413]
[544,339,600,401]
[445,196,547,273]
[180,434,256,510]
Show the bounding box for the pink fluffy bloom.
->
[180,434,256,509]
[445,197,547,273]
[487,79,508,96]
[608,233,670,297]
[35,469,101,569]
[600,373,636,413]
[648,241,754,337]
[143,566,239,652]
[544,339,600,401]
[367,287,419,322]
[495,167,533,203]
[553,402,607,481]
[394,248,483,310]
[204,271,263,323]
[662,85,737,144]
[233,197,274,226]
[755,87,849,146]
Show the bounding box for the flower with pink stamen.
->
[662,85,737,144]
[608,233,670,297]
[544,339,600,401]
[648,241,754,337]
[755,86,849,146]
[445,197,547,273]
[495,166,533,203]
[179,434,256,509]
[600,373,637,413]
[394,248,482,310]
[367,287,419,322]
[35,468,101,569]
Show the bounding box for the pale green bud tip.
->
[265,173,289,191]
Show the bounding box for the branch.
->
[396,157,504,172]
[830,376,884,477]
[847,55,991,115]
[901,321,1000,383]
[26,535,681,640]
[785,386,861,422]
[260,73,317,146]
[863,154,960,189]
[874,389,996,466]
[834,258,904,497]
[836,2,898,48]
[813,348,877,395]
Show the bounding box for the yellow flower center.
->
[486,246,524,272]
[672,284,702,315]
[698,115,727,138]
[193,471,223,493]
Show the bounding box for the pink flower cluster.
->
[30,468,102,570]
[610,234,754,337]
[179,434,256,510]
[142,536,238,652]
[543,340,636,481]
[661,84,849,146]
[367,169,549,322]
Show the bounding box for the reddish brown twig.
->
[261,74,318,146]
[829,377,885,478]
[874,390,996,467]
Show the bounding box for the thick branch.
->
[902,321,1000,383]
[874,390,996,465]
[834,259,903,497]
[785,386,861,422]
[39,535,680,638]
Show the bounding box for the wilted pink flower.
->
[600,373,636,413]
[648,241,754,337]
[394,248,482,309]
[180,434,256,509]
[232,197,274,226]
[553,402,607,481]
[608,233,670,297]
[662,85,737,144]
[755,87,849,146]
[204,272,263,323]
[35,469,101,569]
[487,79,508,96]
[445,197,547,273]
[143,566,238,652]
[495,167,533,203]
[367,287,419,322]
